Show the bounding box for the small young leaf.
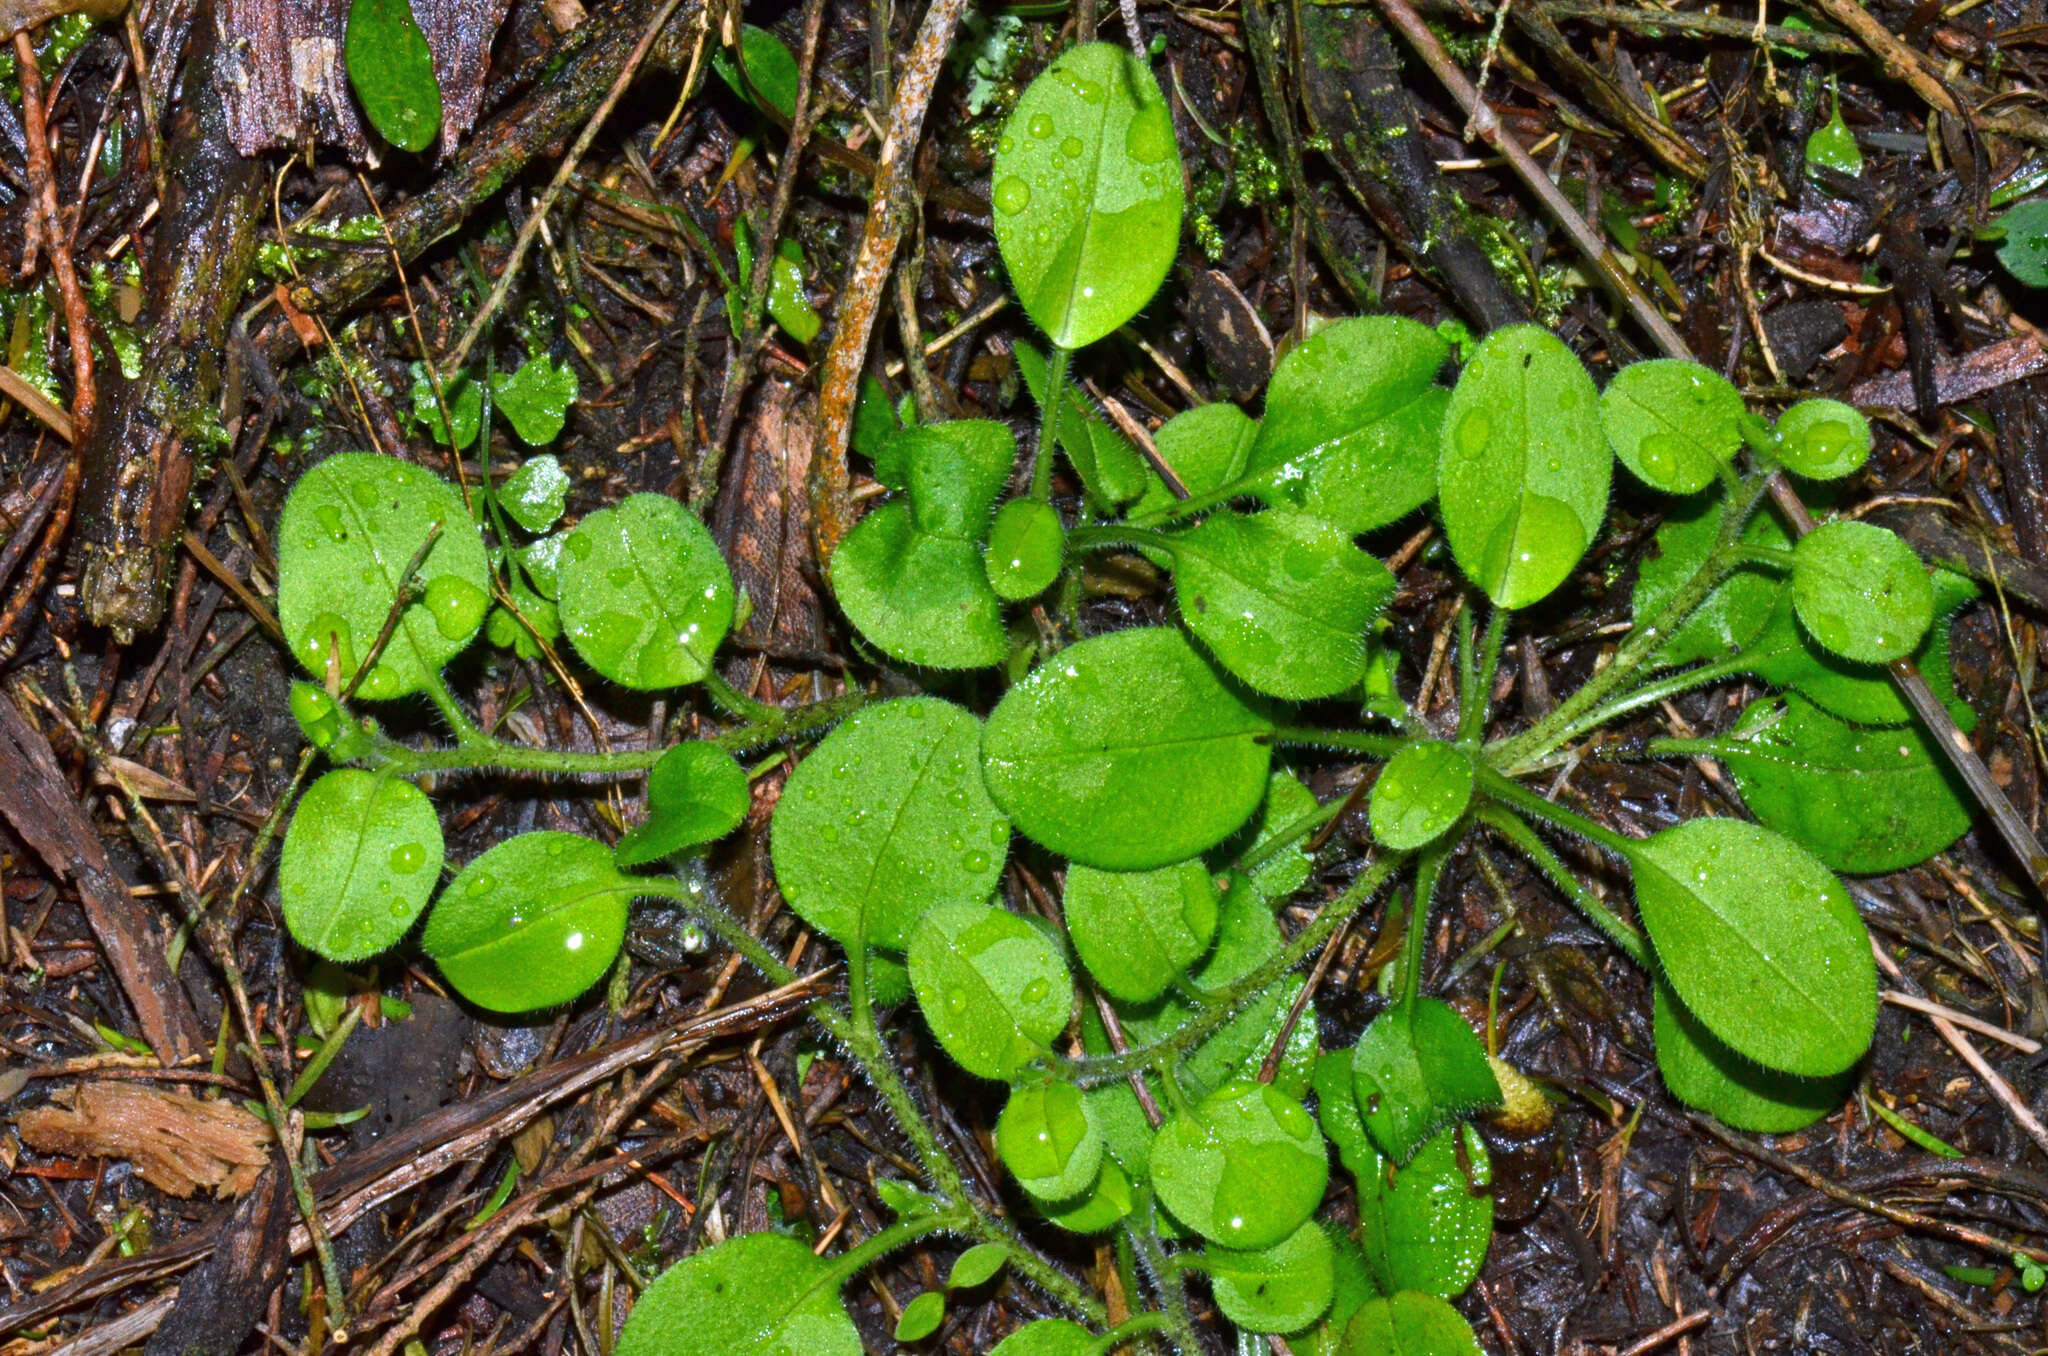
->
[409,363,481,447]
[907,901,1072,1080]
[1226,770,1317,904]
[711,23,801,118]
[289,682,344,749]
[983,627,1274,870]
[1015,342,1149,510]
[1631,495,1786,670]
[1790,519,1932,664]
[1242,316,1450,534]
[947,1243,1009,1291]
[1204,1220,1336,1334]
[1151,1081,1329,1249]
[559,494,736,688]
[832,506,1009,668]
[988,1320,1101,1356]
[1743,567,1975,726]
[1993,199,2048,289]
[1036,1154,1136,1233]
[1705,695,1971,874]
[1355,1123,1494,1299]
[1805,90,1864,183]
[985,498,1065,600]
[895,1291,946,1343]
[615,1232,861,1356]
[500,454,570,533]
[1168,510,1396,700]
[1629,817,1875,1077]
[278,453,492,700]
[993,42,1184,350]
[1368,743,1475,851]
[997,1078,1105,1202]
[897,421,1015,538]
[1598,360,1744,494]
[1133,401,1259,520]
[1351,997,1502,1163]
[770,698,1007,950]
[1338,1291,1485,1356]
[615,742,752,867]
[491,354,578,446]
[281,770,442,963]
[421,833,638,1012]
[1437,325,1609,609]
[766,239,822,343]
[1063,859,1219,1004]
[344,0,442,152]
[1774,398,1872,480]
[1653,974,1853,1133]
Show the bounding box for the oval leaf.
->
[345,0,442,152]
[1169,510,1395,700]
[989,1320,1101,1356]
[615,742,751,867]
[1351,997,1501,1164]
[1339,1291,1485,1356]
[1790,519,1932,665]
[993,43,1185,350]
[1037,1154,1135,1233]
[1205,1220,1336,1334]
[1244,316,1451,533]
[998,1078,1105,1202]
[616,1232,860,1356]
[560,494,735,688]
[1598,359,1744,494]
[986,498,1065,601]
[281,770,443,962]
[1653,974,1853,1133]
[1368,742,1474,851]
[1134,401,1259,520]
[895,1291,946,1343]
[500,454,570,533]
[983,627,1273,869]
[771,698,1008,950]
[1629,817,1875,1077]
[948,1243,1009,1291]
[491,355,578,446]
[421,832,637,1012]
[1064,859,1218,1003]
[908,901,1073,1080]
[1151,1081,1328,1249]
[1775,398,1871,480]
[278,453,492,700]
[1355,1123,1494,1299]
[1437,326,1609,609]
[1708,695,1971,874]
[831,504,1009,668]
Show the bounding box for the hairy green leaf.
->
[559,494,735,688]
[1337,1291,1485,1356]
[1351,997,1501,1163]
[983,627,1273,869]
[1629,817,1875,1077]
[1064,859,1218,1003]
[712,24,800,117]
[278,453,492,700]
[1437,325,1609,609]
[500,454,569,533]
[993,43,1184,349]
[1598,360,1744,494]
[1631,495,1786,670]
[615,742,751,867]
[988,1320,1101,1356]
[1135,401,1259,520]
[1355,1123,1493,1299]
[281,770,442,962]
[771,698,1007,950]
[421,833,637,1012]
[344,0,441,152]
[986,498,1065,601]
[998,1078,1105,1202]
[1653,974,1853,1133]
[1774,398,1872,480]
[616,1232,860,1356]
[895,1291,946,1342]
[908,901,1073,1080]
[1791,519,1932,664]
[491,355,578,446]
[1015,341,1149,510]
[1368,743,1475,851]
[1205,1220,1336,1334]
[1152,1081,1329,1249]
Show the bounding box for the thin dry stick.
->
[1882,990,2042,1055]
[809,0,972,564]
[442,0,688,378]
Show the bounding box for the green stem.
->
[1125,1191,1202,1356]
[1398,843,1450,1005]
[1066,523,1173,555]
[1032,345,1073,502]
[704,669,778,723]
[1513,651,1755,766]
[1458,605,1509,747]
[1271,725,1406,760]
[422,671,489,747]
[1476,764,1640,860]
[1475,806,1649,965]
[817,1209,971,1290]
[1057,852,1407,1084]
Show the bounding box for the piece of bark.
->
[1294,1,1531,331]
[17,1083,271,1197]
[712,381,832,663]
[1993,373,2048,562]
[141,1160,289,1356]
[214,0,512,157]
[77,0,266,637]
[1849,332,2048,410]
[0,695,205,1064]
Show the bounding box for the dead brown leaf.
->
[16,1083,272,1197]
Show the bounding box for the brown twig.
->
[809,0,971,567]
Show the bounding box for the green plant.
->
[271,39,1985,1356]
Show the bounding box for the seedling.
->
[273,39,1985,1356]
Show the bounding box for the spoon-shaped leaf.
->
[1063,859,1218,1003]
[421,832,639,1012]
[281,770,443,962]
[559,494,735,689]
[1790,519,1932,665]
[983,627,1273,870]
[614,742,751,867]
[1339,1291,1485,1356]
[1774,398,1872,480]
[1598,359,1744,494]
[1652,974,1854,1133]
[1354,1123,1493,1299]
[993,43,1185,349]
[770,698,1008,950]
[1437,325,1609,609]
[278,453,492,701]
[908,901,1073,1080]
[998,1078,1105,1202]
[1204,1221,1336,1334]
[616,1232,860,1356]
[1629,817,1875,1077]
[1351,996,1501,1163]
[1151,1081,1328,1249]
[1368,742,1475,851]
